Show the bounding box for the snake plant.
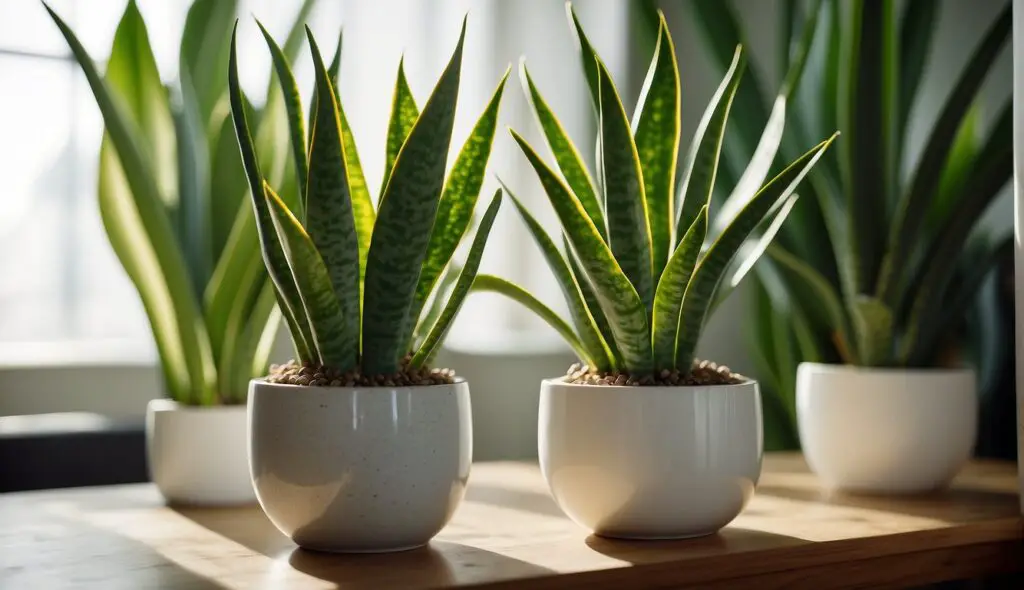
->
[476,4,836,380]
[228,20,508,379]
[685,0,1011,436]
[46,0,317,405]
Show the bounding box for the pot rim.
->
[249,376,468,391]
[541,375,757,390]
[147,398,247,413]
[798,361,975,378]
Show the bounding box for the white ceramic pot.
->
[146,399,255,506]
[797,362,977,493]
[539,378,763,539]
[248,379,472,553]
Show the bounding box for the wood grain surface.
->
[1,454,1021,589]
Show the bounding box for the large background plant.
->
[474,4,835,379]
[684,0,1011,445]
[46,0,317,405]
[230,20,508,378]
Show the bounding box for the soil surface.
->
[266,359,457,387]
[564,359,745,386]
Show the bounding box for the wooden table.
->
[2,454,1022,589]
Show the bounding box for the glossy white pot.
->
[248,379,472,553]
[797,362,977,493]
[539,378,763,539]
[146,399,255,506]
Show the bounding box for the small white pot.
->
[539,378,763,539]
[797,362,977,493]
[248,379,472,553]
[146,399,255,506]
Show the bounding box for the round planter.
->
[146,399,255,506]
[248,379,472,553]
[539,377,763,539]
[797,362,977,493]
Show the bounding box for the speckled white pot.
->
[146,399,255,506]
[248,379,472,553]
[539,378,763,539]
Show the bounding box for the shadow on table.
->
[463,483,564,518]
[755,483,1020,523]
[584,527,807,565]
[287,540,556,589]
[172,503,293,557]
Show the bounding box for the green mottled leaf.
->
[362,22,465,375]
[48,4,215,403]
[520,63,606,240]
[676,46,744,242]
[596,58,654,313]
[652,207,707,369]
[382,58,419,197]
[632,14,679,285]
[511,129,652,374]
[258,20,308,200]
[564,235,620,365]
[675,134,837,371]
[472,274,590,363]
[265,183,353,369]
[411,191,503,367]
[324,29,375,279]
[228,25,314,363]
[303,30,361,367]
[565,3,600,111]
[878,5,1009,305]
[849,295,893,366]
[407,71,509,350]
[503,184,610,371]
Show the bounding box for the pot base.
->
[294,542,427,554]
[593,530,716,541]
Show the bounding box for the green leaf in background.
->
[596,58,654,314]
[411,190,503,367]
[414,262,462,347]
[897,0,939,157]
[381,58,419,197]
[232,281,281,400]
[407,70,510,350]
[675,46,744,242]
[511,129,653,374]
[228,25,315,363]
[652,207,707,369]
[520,63,607,240]
[504,186,611,371]
[47,3,216,404]
[179,0,238,134]
[878,5,1010,306]
[264,183,353,369]
[849,295,893,366]
[929,103,980,234]
[303,30,362,367]
[362,21,465,375]
[472,274,591,363]
[631,12,679,286]
[674,135,837,371]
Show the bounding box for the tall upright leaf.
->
[179,0,238,132]
[652,208,707,369]
[227,25,314,362]
[362,22,466,375]
[303,31,361,361]
[511,130,653,374]
[406,71,509,349]
[258,20,308,200]
[596,59,654,313]
[676,46,745,239]
[632,13,680,285]
[381,58,419,197]
[897,0,939,157]
[565,3,601,111]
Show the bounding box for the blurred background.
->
[0,0,1014,471]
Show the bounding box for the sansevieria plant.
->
[45,0,316,405]
[685,0,1011,444]
[476,5,836,384]
[229,20,508,384]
